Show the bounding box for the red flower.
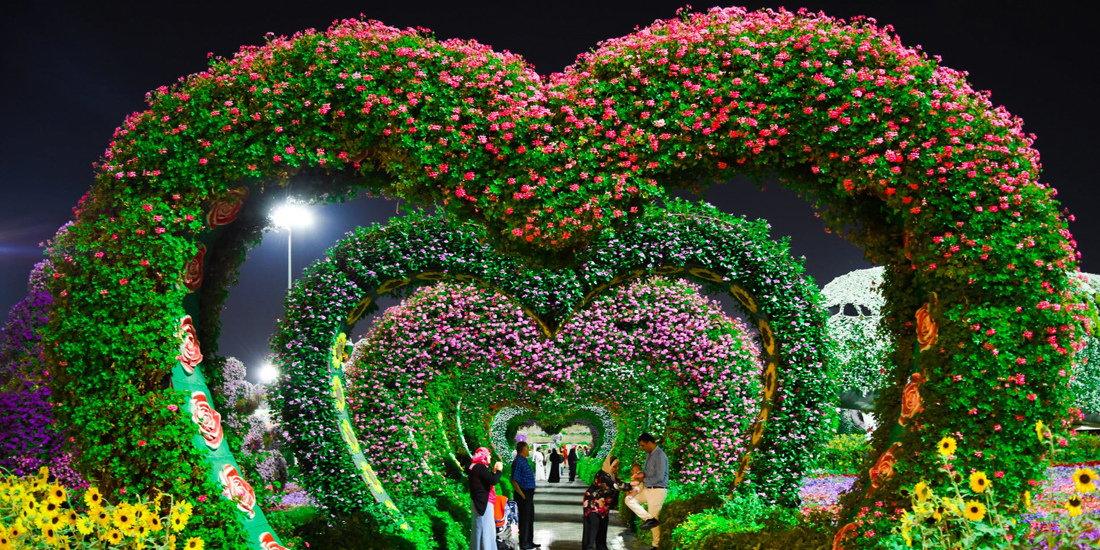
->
[259,533,289,550]
[869,442,903,491]
[899,373,924,426]
[177,316,203,375]
[182,244,207,292]
[206,187,249,228]
[190,391,224,450]
[219,464,257,518]
[915,294,938,351]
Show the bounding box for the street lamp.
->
[270,203,314,289]
[257,361,280,384]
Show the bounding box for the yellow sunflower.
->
[913,481,931,502]
[113,503,136,534]
[148,515,164,532]
[104,529,123,545]
[969,471,990,494]
[964,500,986,521]
[938,436,957,458]
[0,533,12,550]
[94,508,111,526]
[1074,468,1098,494]
[43,527,59,547]
[45,484,66,505]
[186,536,205,550]
[1067,495,1084,517]
[1035,420,1046,442]
[83,486,103,509]
[75,515,94,535]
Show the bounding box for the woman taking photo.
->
[581,454,626,550]
[468,447,503,550]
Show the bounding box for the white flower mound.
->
[822,267,889,395]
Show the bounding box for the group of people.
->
[467,433,669,550]
[527,444,588,483]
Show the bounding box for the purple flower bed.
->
[0,260,73,480]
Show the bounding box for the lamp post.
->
[270,203,314,289]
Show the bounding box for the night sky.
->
[1,1,1094,375]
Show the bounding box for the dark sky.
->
[1,1,1095,374]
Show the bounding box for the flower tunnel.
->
[272,203,832,534]
[35,6,1083,548]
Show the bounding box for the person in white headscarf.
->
[580,454,627,550]
[533,445,547,481]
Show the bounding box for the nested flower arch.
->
[275,204,828,524]
[41,6,1082,549]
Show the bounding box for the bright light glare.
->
[258,362,280,384]
[270,204,313,229]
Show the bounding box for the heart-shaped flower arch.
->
[274,204,826,525]
[41,5,1083,548]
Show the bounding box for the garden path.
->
[530,479,644,550]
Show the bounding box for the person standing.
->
[534,445,547,481]
[625,433,668,550]
[568,445,579,482]
[468,447,503,550]
[511,442,540,550]
[548,448,562,483]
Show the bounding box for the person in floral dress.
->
[581,454,627,550]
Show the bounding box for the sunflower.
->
[0,533,11,550]
[83,486,102,509]
[43,527,59,547]
[40,500,60,517]
[1067,495,1084,517]
[1074,468,1097,494]
[94,508,111,526]
[104,529,123,545]
[1035,420,1046,442]
[964,500,986,521]
[75,515,94,535]
[45,484,66,505]
[186,536,206,550]
[148,515,164,532]
[913,481,931,502]
[969,471,990,494]
[932,504,945,521]
[938,437,957,457]
[113,503,136,534]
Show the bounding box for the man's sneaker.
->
[639,518,660,530]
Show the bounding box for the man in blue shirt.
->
[511,441,540,549]
[625,432,668,549]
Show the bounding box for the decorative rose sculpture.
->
[219,464,257,519]
[833,522,858,550]
[182,244,206,292]
[177,316,203,375]
[189,391,224,450]
[915,294,939,352]
[899,373,924,427]
[868,442,903,491]
[205,187,249,228]
[259,533,288,550]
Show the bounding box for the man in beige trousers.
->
[625,432,667,549]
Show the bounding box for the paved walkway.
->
[529,479,644,550]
